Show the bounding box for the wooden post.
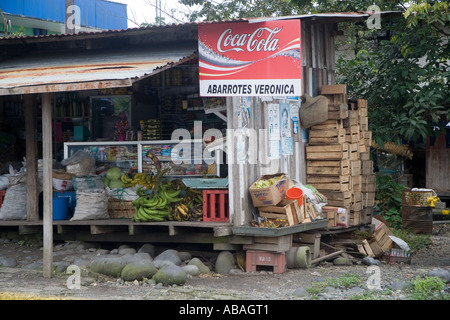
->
[24,94,39,221]
[41,93,53,278]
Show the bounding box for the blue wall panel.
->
[96,0,127,29]
[0,1,25,15]
[0,0,127,29]
[75,0,96,28]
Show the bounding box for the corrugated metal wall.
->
[0,0,127,29]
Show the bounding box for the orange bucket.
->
[286,187,303,206]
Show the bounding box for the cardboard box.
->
[321,84,347,104]
[249,174,288,207]
[322,206,349,228]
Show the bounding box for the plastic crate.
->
[203,189,229,222]
[246,250,286,274]
[0,189,6,209]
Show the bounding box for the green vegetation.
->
[307,273,362,296]
[374,174,407,229]
[408,276,449,300]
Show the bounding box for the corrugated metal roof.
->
[0,43,198,95]
[0,11,395,41]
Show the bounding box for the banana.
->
[177,205,188,217]
[121,174,131,184]
[136,207,152,221]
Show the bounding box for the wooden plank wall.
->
[426,133,450,194]
[228,21,339,226]
[302,21,337,97]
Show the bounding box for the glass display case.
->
[64,140,220,177]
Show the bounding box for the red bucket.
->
[286,188,303,206]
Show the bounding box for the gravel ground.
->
[0,224,449,303]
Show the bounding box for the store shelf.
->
[64,140,221,176]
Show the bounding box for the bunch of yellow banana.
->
[173,203,203,221]
[427,196,440,208]
[121,173,154,189]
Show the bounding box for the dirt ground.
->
[0,223,449,303]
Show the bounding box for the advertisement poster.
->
[198,20,302,97]
[268,103,280,140]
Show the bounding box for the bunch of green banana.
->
[132,188,183,222]
[132,194,170,222]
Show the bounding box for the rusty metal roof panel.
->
[0,43,198,95]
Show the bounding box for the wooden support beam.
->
[24,94,39,221]
[41,92,53,279]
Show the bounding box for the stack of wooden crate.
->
[306,85,376,228]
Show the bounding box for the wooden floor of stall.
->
[0,218,330,255]
[0,219,237,248]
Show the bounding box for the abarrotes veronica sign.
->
[198,20,302,97]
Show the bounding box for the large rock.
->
[333,257,352,266]
[154,249,182,266]
[121,261,157,282]
[182,264,200,276]
[138,244,156,257]
[428,269,450,283]
[188,257,211,274]
[90,256,128,277]
[152,264,187,286]
[0,257,17,267]
[215,251,235,274]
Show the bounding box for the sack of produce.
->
[52,170,75,191]
[0,183,27,220]
[61,151,96,176]
[72,175,104,191]
[71,188,109,221]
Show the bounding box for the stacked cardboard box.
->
[306,85,376,228]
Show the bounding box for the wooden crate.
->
[306,159,350,176]
[244,235,292,253]
[311,119,343,131]
[108,198,135,219]
[308,128,346,145]
[362,160,374,175]
[360,151,371,161]
[350,210,363,226]
[328,103,348,120]
[357,99,368,116]
[402,189,435,207]
[349,143,359,160]
[351,192,363,212]
[369,222,394,257]
[351,175,362,192]
[320,191,352,207]
[350,160,361,176]
[362,206,374,224]
[361,174,376,192]
[322,206,349,228]
[258,199,304,226]
[343,109,359,127]
[360,115,369,131]
[362,131,372,147]
[363,192,375,207]
[306,143,349,160]
[307,175,350,192]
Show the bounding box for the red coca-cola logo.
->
[217,27,283,53]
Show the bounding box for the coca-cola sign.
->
[198,20,301,97]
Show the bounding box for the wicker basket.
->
[108,198,135,219]
[402,189,435,207]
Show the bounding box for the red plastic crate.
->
[202,189,229,222]
[246,250,286,274]
[0,190,6,209]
